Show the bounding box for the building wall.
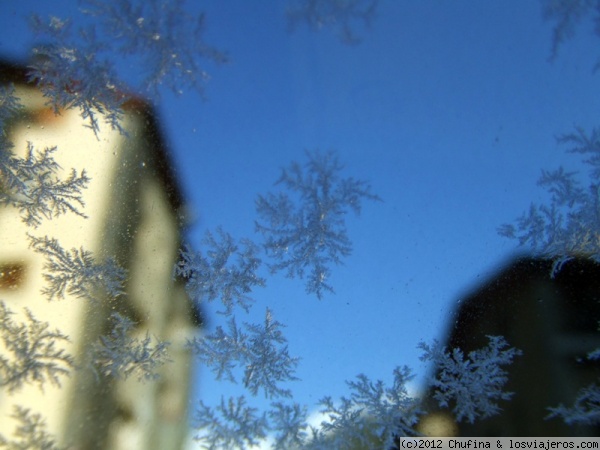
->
[0,67,197,449]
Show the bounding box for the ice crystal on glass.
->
[28,234,126,302]
[0,301,73,393]
[419,335,522,424]
[287,0,379,45]
[188,308,299,399]
[256,150,380,299]
[91,312,170,382]
[0,406,62,450]
[174,228,265,314]
[1,143,90,228]
[193,396,268,450]
[28,15,126,136]
[79,0,227,97]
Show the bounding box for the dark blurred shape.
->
[419,257,600,437]
[0,262,26,290]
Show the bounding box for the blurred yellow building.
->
[0,60,199,450]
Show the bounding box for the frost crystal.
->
[174,228,265,314]
[419,335,522,424]
[0,301,73,393]
[314,366,420,448]
[0,84,22,156]
[316,396,366,447]
[193,396,268,450]
[28,15,126,136]
[188,308,299,399]
[256,150,380,299]
[268,402,308,449]
[1,143,90,228]
[28,234,127,302]
[287,0,379,45]
[346,366,422,441]
[499,125,600,425]
[541,0,597,62]
[80,0,227,97]
[0,406,62,450]
[499,126,600,264]
[91,312,170,382]
[546,326,600,426]
[547,382,600,426]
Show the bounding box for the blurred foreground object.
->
[418,257,600,437]
[0,59,199,450]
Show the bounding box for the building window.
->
[0,262,26,290]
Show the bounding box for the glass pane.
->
[0,1,599,447]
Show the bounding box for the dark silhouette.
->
[418,257,600,437]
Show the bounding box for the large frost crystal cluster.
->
[419,336,522,424]
[90,312,170,382]
[78,0,228,97]
[0,89,90,228]
[256,150,380,299]
[187,308,299,399]
[174,228,265,314]
[0,301,73,393]
[314,366,421,447]
[28,15,126,136]
[498,127,600,267]
[27,0,226,136]
[28,235,127,302]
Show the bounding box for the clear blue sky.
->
[2,0,600,433]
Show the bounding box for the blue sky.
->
[2,0,600,435]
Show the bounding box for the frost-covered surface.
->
[498,128,600,426]
[2,0,598,446]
